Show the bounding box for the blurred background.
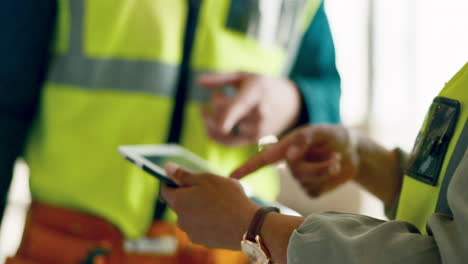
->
[1,0,468,261]
[279,0,468,226]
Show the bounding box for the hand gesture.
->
[199,72,301,146]
[232,125,360,197]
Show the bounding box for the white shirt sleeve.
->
[287,148,468,264]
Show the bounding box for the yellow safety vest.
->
[396,62,468,233]
[25,0,321,238]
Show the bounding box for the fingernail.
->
[287,146,300,159]
[165,162,180,176]
[222,123,233,135]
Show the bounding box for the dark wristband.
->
[246,207,280,241]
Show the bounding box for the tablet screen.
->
[143,154,212,174]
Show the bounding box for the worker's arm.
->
[0,0,56,225]
[163,149,468,264]
[287,150,468,263]
[197,2,340,146]
[232,125,403,209]
[290,2,341,124]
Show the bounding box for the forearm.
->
[259,213,304,264]
[353,133,403,208]
[287,212,441,264]
[287,148,468,264]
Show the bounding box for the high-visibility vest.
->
[396,62,468,233]
[25,0,321,238]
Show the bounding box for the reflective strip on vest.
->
[435,120,468,216]
[26,0,322,238]
[48,0,180,99]
[396,62,468,233]
[48,56,179,98]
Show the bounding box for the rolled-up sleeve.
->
[290,2,341,125]
[288,148,468,264]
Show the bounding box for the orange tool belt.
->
[6,203,248,264]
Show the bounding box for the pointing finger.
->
[230,132,307,179]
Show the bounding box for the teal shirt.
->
[291,2,341,124]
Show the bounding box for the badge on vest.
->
[226,0,307,48]
[405,97,460,186]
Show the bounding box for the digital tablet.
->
[118,144,301,216]
[118,144,220,188]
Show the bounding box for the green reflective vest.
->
[25,0,321,238]
[396,62,468,233]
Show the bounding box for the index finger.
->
[230,134,302,179]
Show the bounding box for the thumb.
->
[219,80,261,133]
[164,163,201,187]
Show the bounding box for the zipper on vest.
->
[155,0,202,220]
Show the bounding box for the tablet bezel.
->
[118,144,218,187]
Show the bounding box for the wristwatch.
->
[241,207,280,264]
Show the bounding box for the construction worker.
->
[161,62,468,263]
[1,0,340,263]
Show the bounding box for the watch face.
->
[241,240,269,264]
